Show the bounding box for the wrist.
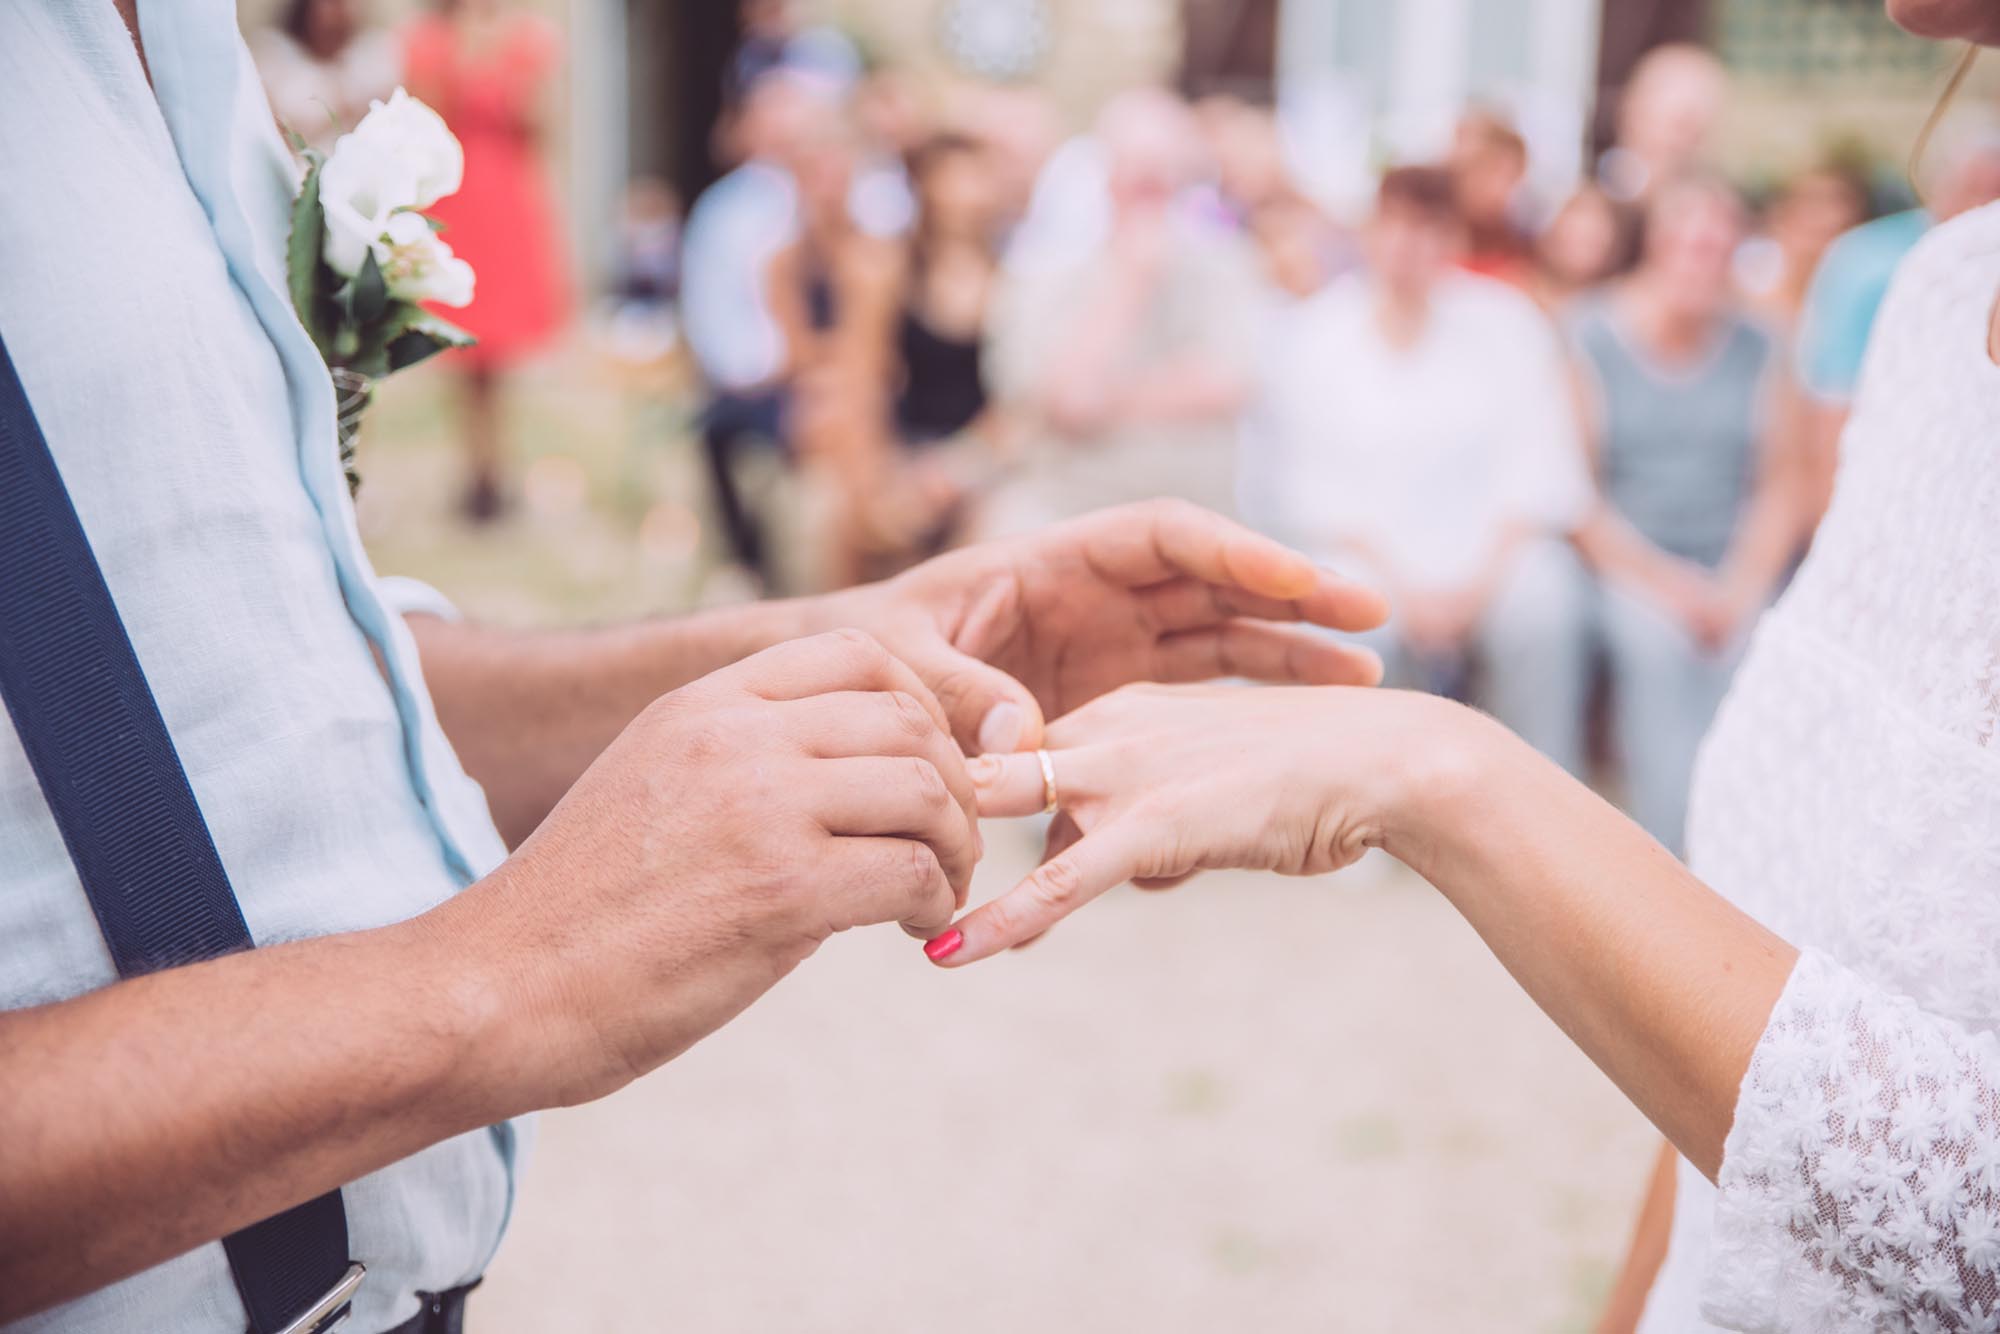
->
[404,862,578,1119]
[1366,694,1520,873]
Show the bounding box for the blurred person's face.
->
[1540,190,1622,286]
[1202,102,1286,211]
[304,0,357,53]
[1769,170,1866,264]
[1101,92,1199,218]
[735,77,820,166]
[919,149,1000,240]
[1253,201,1332,298]
[741,0,795,40]
[1621,52,1726,175]
[1365,201,1460,300]
[1456,143,1526,230]
[1887,0,2000,43]
[965,88,1060,222]
[1641,185,1744,312]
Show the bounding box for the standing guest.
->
[1794,112,2000,526]
[1240,166,1593,773]
[679,71,822,586]
[842,132,1014,579]
[766,117,905,589]
[1737,162,1869,335]
[892,134,1004,450]
[251,0,400,155]
[403,0,570,522]
[1529,184,1630,313]
[1597,43,1729,211]
[981,90,1261,534]
[1450,108,1535,288]
[1569,175,1805,853]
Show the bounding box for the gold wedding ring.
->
[1036,748,1060,815]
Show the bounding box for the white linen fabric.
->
[0,5,520,1330]
[1637,202,2000,1331]
[1236,271,1592,590]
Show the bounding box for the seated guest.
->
[980,89,1261,535]
[1737,161,1868,335]
[1239,166,1593,775]
[1528,183,1629,314]
[1569,174,1805,854]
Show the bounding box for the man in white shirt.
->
[0,7,1387,1331]
[1240,166,1593,774]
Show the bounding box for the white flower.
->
[347,89,463,211]
[377,212,475,307]
[317,89,464,279]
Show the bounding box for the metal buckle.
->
[272,1262,366,1334]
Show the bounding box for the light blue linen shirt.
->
[0,5,526,1329]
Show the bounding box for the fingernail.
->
[977,703,1023,755]
[966,754,1001,784]
[923,929,964,962]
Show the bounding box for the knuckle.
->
[885,690,932,739]
[1030,856,1084,908]
[827,626,886,666]
[903,840,943,898]
[907,756,949,807]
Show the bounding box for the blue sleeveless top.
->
[1570,296,1778,569]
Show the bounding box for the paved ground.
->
[473,840,1655,1334]
[363,357,1657,1334]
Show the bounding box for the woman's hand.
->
[927,683,1484,965]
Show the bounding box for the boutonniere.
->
[286,89,476,495]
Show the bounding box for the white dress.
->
[1638,201,2000,1332]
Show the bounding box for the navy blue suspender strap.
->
[0,328,363,1334]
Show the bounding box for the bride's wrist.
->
[1366,696,1520,871]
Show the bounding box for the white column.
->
[1385,0,1470,160]
[564,0,628,294]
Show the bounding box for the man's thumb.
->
[923,648,1044,754]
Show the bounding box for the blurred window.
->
[1718,0,1944,86]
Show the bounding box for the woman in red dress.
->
[403,0,569,520]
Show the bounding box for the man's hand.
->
[449,629,979,1106]
[0,630,979,1318]
[814,499,1391,754]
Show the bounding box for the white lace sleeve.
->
[1703,950,2000,1333]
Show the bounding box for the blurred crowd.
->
[255,0,2000,852]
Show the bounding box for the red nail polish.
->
[923,929,964,961]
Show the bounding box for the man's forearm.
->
[409,599,818,844]
[0,909,522,1321]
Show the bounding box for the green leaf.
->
[350,249,389,327]
[387,309,475,372]
[348,302,476,376]
[285,152,329,356]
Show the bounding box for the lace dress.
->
[1637,202,2000,1332]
